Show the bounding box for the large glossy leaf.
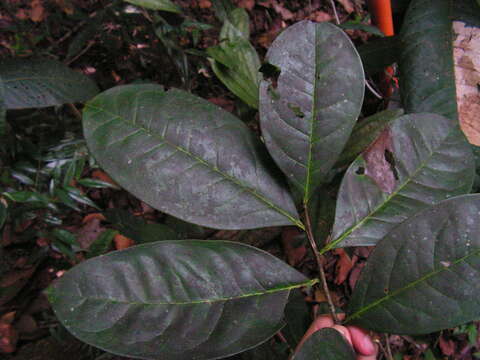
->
[325,113,474,251]
[293,328,355,360]
[399,0,457,120]
[259,21,365,203]
[0,58,99,109]
[83,84,301,230]
[47,240,316,360]
[347,195,480,334]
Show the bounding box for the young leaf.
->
[325,113,474,250]
[0,59,99,109]
[292,328,355,360]
[83,84,302,230]
[207,8,261,108]
[47,240,317,360]
[124,0,181,13]
[259,21,365,204]
[347,195,480,334]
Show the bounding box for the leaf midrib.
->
[322,126,458,253]
[303,25,320,204]
[56,278,318,306]
[346,247,480,322]
[86,102,304,229]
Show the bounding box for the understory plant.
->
[46,3,480,360]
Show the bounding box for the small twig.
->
[330,0,341,25]
[365,79,383,99]
[385,334,394,360]
[66,39,96,65]
[304,205,339,324]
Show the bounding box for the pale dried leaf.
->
[453,21,480,145]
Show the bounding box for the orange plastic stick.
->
[367,0,394,36]
[367,0,395,97]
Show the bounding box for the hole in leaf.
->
[259,62,281,89]
[355,167,365,175]
[384,149,399,180]
[287,103,305,118]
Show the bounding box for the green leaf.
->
[0,58,99,109]
[336,108,404,167]
[325,113,474,251]
[292,328,355,360]
[222,8,250,39]
[357,36,400,74]
[399,0,457,119]
[87,229,118,258]
[0,76,5,137]
[340,21,385,37]
[347,194,480,334]
[47,240,317,360]
[0,201,7,229]
[83,84,301,230]
[283,289,311,348]
[259,21,365,204]
[211,0,235,22]
[124,0,181,13]
[77,178,119,189]
[106,209,180,243]
[207,9,261,109]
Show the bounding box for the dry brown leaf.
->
[198,0,212,9]
[91,169,118,187]
[281,227,306,266]
[76,218,105,249]
[238,0,254,10]
[333,248,353,285]
[82,213,106,224]
[336,0,354,13]
[453,21,480,146]
[114,234,135,250]
[0,312,17,354]
[30,0,45,22]
[439,335,456,356]
[309,11,333,23]
[54,0,75,14]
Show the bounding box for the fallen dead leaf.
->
[198,0,212,9]
[208,97,235,113]
[281,227,306,266]
[114,233,135,250]
[15,314,38,339]
[336,0,354,13]
[238,0,254,10]
[54,0,74,14]
[333,248,353,285]
[308,11,333,23]
[91,170,117,187]
[76,217,105,249]
[0,312,18,354]
[30,0,45,22]
[439,335,456,356]
[82,213,106,224]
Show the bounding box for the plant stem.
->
[304,204,339,324]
